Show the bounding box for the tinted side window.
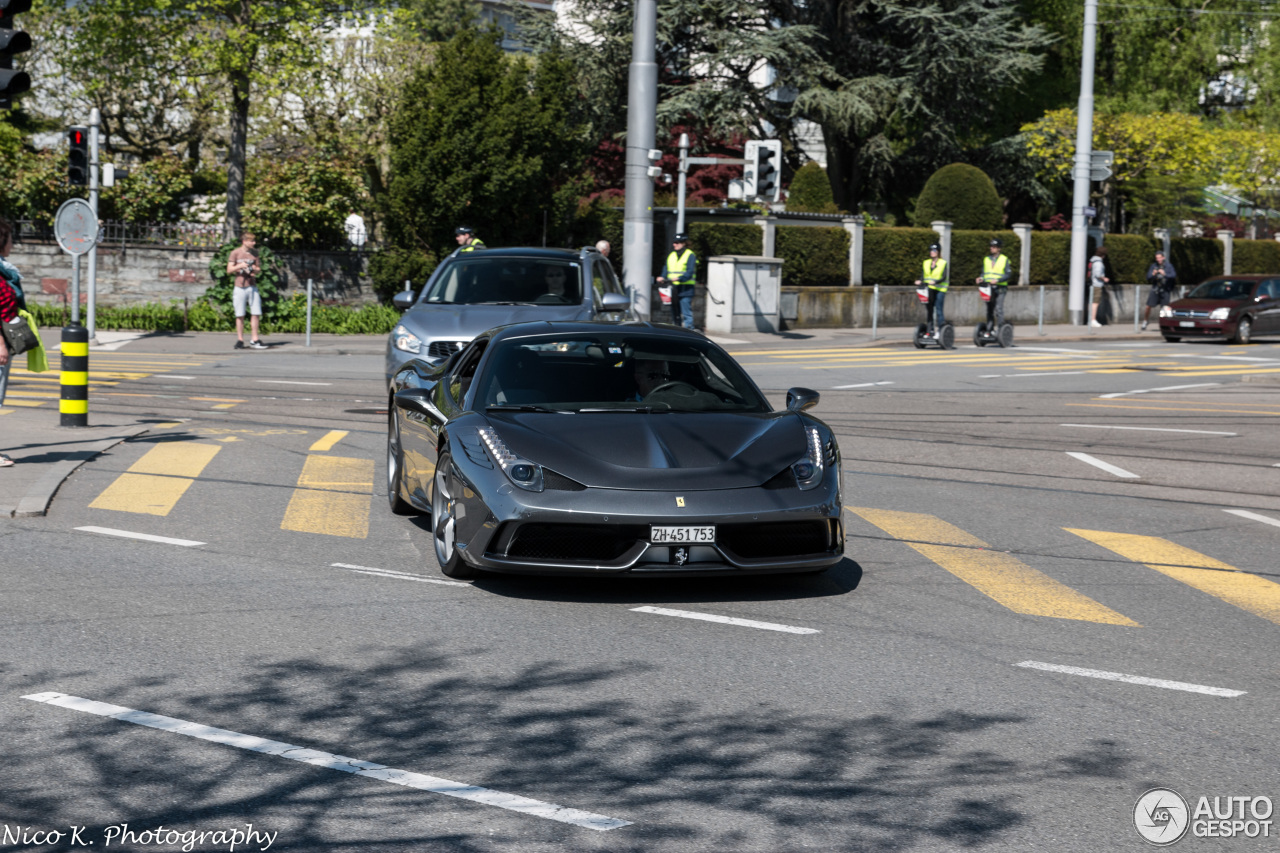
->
[448,340,487,404]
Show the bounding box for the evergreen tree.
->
[787,162,839,213]
[913,163,1003,230]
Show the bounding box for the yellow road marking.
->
[211,403,238,409]
[1066,529,1280,626]
[2,399,45,407]
[849,507,1140,626]
[281,455,374,538]
[89,442,222,516]
[309,430,349,452]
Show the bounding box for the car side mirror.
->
[394,387,435,417]
[786,387,820,412]
[392,290,416,311]
[601,292,631,310]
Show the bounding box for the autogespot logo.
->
[1135,788,1191,846]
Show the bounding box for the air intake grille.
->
[504,523,646,562]
[719,520,832,560]
[427,340,466,359]
[542,469,587,491]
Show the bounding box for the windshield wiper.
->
[578,406,671,413]
[485,405,572,414]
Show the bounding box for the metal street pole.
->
[87,107,100,342]
[676,132,689,234]
[623,0,657,321]
[1068,0,1098,326]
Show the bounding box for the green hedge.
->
[776,226,850,286]
[1232,239,1280,275]
[863,228,941,287]
[26,296,400,335]
[688,224,762,280]
[1028,232,1073,285]
[950,230,1024,286]
[1101,234,1157,283]
[1168,238,1221,286]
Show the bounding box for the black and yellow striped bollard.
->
[60,323,89,427]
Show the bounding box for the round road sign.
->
[55,198,97,256]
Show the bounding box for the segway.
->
[913,287,955,350]
[973,286,1014,347]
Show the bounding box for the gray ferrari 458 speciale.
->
[386,321,844,579]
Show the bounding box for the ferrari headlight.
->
[477,426,543,491]
[1209,307,1231,320]
[793,427,825,490]
[1159,305,1173,318]
[393,324,423,354]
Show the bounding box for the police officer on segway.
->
[913,243,955,349]
[974,238,1014,347]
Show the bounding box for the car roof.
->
[448,246,596,261]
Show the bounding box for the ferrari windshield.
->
[477,335,769,413]
[422,257,583,305]
[1187,279,1259,300]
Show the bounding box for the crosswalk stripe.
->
[1065,529,1280,626]
[309,430,349,452]
[281,455,374,538]
[849,507,1140,626]
[89,442,222,516]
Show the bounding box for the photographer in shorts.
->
[1142,250,1177,331]
[227,232,266,350]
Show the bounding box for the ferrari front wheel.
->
[432,453,476,580]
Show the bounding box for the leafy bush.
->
[1168,237,1222,285]
[688,224,762,279]
[787,162,839,214]
[1102,234,1158,283]
[205,240,288,322]
[1027,232,1072,285]
[776,226,849,286]
[863,228,941,286]
[949,231,1023,286]
[1232,239,1280,275]
[913,164,1003,230]
[27,297,399,335]
[370,246,439,303]
[243,156,373,250]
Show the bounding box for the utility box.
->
[705,255,783,334]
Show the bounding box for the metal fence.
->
[15,219,375,253]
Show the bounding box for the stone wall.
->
[8,241,377,307]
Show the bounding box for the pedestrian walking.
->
[0,218,27,467]
[975,238,1013,329]
[914,243,949,333]
[1142,250,1177,331]
[656,233,697,329]
[595,240,611,259]
[1089,246,1109,327]
[227,231,266,349]
[455,226,486,252]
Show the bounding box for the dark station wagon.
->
[1159,275,1280,344]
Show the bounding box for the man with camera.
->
[1142,249,1177,331]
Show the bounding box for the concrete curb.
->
[5,424,151,518]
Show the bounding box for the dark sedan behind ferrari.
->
[1159,275,1280,344]
[387,322,844,579]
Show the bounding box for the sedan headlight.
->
[793,427,826,491]
[1209,307,1231,320]
[1159,305,1173,318]
[393,324,422,354]
[477,426,544,492]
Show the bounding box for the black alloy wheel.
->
[386,407,415,515]
[432,452,476,579]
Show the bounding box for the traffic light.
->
[0,0,31,109]
[68,126,88,186]
[754,140,782,203]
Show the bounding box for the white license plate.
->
[1179,320,1196,327]
[650,525,715,544]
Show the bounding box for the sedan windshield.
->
[477,335,770,413]
[423,257,583,305]
[1188,279,1257,300]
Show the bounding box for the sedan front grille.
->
[1169,309,1210,319]
[718,520,834,560]
[501,523,647,562]
[427,340,467,359]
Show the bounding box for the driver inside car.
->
[631,359,670,401]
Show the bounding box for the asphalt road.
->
[3,335,1280,852]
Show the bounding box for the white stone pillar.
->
[755,216,777,258]
[1153,227,1170,259]
[931,221,953,270]
[1217,229,1234,275]
[844,216,865,286]
[1012,223,1032,286]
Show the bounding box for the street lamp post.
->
[1068,0,1099,326]
[623,0,657,321]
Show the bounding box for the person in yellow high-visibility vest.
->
[455,225,486,252]
[974,238,1013,330]
[656,232,697,329]
[914,243,949,334]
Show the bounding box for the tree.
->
[787,162,839,213]
[378,29,588,294]
[242,156,373,249]
[779,0,1055,217]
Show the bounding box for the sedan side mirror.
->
[392,290,416,311]
[601,292,631,311]
[786,387,820,412]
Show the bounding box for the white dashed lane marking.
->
[1223,509,1280,530]
[332,563,470,587]
[23,692,632,831]
[631,606,819,634]
[1016,661,1245,697]
[75,526,205,547]
[1060,423,1237,436]
[1066,452,1139,479]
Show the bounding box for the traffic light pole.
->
[678,133,748,234]
[1067,0,1098,326]
[623,0,657,320]
[86,108,100,342]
